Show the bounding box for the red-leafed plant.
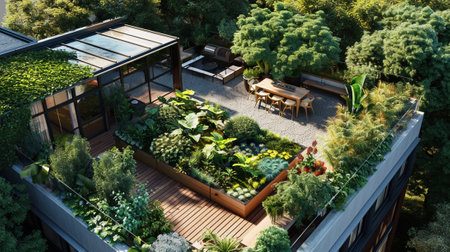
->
[296,140,327,176]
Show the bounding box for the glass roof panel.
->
[68,59,100,71]
[80,34,147,56]
[53,45,112,68]
[112,26,175,44]
[65,41,127,62]
[101,30,161,49]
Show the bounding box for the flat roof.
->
[0,19,178,75]
[0,27,35,54]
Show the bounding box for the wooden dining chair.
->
[300,94,315,120]
[245,79,257,100]
[266,95,283,114]
[255,90,270,109]
[281,98,296,120]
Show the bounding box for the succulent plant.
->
[258,158,288,180]
[150,133,193,166]
[232,142,268,157]
[226,183,257,202]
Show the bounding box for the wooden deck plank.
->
[88,128,273,245]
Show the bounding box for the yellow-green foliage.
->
[321,83,412,171]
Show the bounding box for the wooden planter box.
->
[115,137,298,217]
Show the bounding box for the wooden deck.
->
[89,129,283,245]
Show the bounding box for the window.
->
[375,184,390,212]
[348,218,364,247]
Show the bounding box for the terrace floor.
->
[89,129,292,247]
[89,71,341,246]
[182,71,342,146]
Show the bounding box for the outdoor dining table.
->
[254,78,310,117]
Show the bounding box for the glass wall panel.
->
[152,71,173,89]
[101,30,161,48]
[99,69,120,85]
[113,26,175,44]
[123,71,146,92]
[75,79,99,96]
[66,41,128,61]
[77,93,101,123]
[45,90,70,108]
[122,58,145,76]
[30,114,50,143]
[80,34,147,56]
[54,46,113,68]
[47,103,78,136]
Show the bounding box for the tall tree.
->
[346,3,450,207]
[0,177,47,252]
[4,0,92,39]
[232,4,340,80]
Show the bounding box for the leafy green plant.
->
[257,158,288,180]
[177,112,209,142]
[243,66,263,79]
[93,146,136,203]
[232,142,268,157]
[20,160,50,184]
[50,135,92,188]
[224,116,261,143]
[262,196,284,223]
[190,168,217,186]
[260,130,302,156]
[202,230,241,252]
[257,149,292,160]
[104,84,133,124]
[150,132,194,166]
[0,177,47,252]
[157,104,183,131]
[342,74,373,116]
[254,226,290,252]
[265,171,335,224]
[150,232,190,252]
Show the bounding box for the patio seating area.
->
[182,71,342,146]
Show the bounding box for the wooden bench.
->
[302,79,347,95]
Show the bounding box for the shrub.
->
[255,226,290,252]
[50,135,91,187]
[93,146,136,202]
[202,230,241,252]
[0,178,47,252]
[257,158,288,180]
[150,133,194,166]
[109,184,172,239]
[224,116,261,143]
[262,196,284,223]
[157,104,183,131]
[190,168,216,186]
[150,232,190,252]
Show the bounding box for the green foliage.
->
[260,130,302,156]
[202,230,241,252]
[232,6,340,80]
[93,146,136,202]
[150,232,190,252]
[243,66,263,79]
[254,226,290,252]
[257,158,288,180]
[345,3,450,206]
[266,171,335,224]
[157,104,183,131]
[20,160,50,184]
[50,135,92,188]
[150,132,194,166]
[407,202,450,252]
[109,184,172,238]
[262,196,284,223]
[0,49,92,114]
[94,0,162,31]
[104,84,133,124]
[342,74,372,116]
[224,116,261,143]
[4,0,91,39]
[0,106,31,170]
[159,0,249,46]
[349,0,392,31]
[0,177,47,252]
[191,167,217,186]
[217,19,238,42]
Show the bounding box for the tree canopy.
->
[346,3,450,207]
[232,5,340,80]
[0,177,47,252]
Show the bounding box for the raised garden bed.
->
[115,137,299,217]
